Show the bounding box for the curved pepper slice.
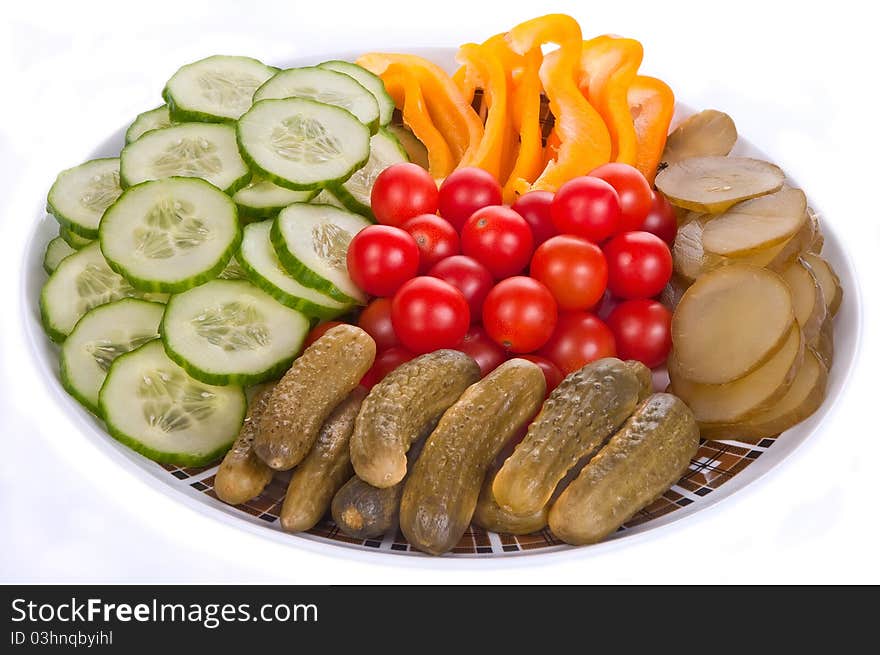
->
[579,35,643,165]
[627,75,675,184]
[452,66,475,105]
[506,14,612,192]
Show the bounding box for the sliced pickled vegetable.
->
[671,264,794,384]
[671,214,715,282]
[655,156,785,214]
[814,320,834,370]
[662,110,737,165]
[802,253,842,318]
[781,258,826,347]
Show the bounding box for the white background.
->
[1,0,878,583]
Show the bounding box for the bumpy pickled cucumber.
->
[493,358,649,517]
[549,393,699,545]
[255,324,375,470]
[400,359,546,555]
[473,471,549,536]
[350,350,480,488]
[215,384,276,505]
[280,387,365,532]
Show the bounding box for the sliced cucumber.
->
[120,122,251,193]
[318,60,394,126]
[271,203,370,304]
[311,188,345,208]
[232,177,317,219]
[61,298,164,414]
[125,105,173,143]
[47,158,122,239]
[386,123,430,170]
[254,66,380,133]
[163,55,276,123]
[100,177,240,293]
[218,256,249,280]
[43,236,76,274]
[99,340,246,466]
[239,220,351,319]
[59,225,94,249]
[40,242,165,342]
[160,279,308,385]
[331,127,408,217]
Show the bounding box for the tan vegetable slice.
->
[814,320,834,370]
[671,264,795,384]
[669,324,803,424]
[702,187,807,257]
[672,214,719,282]
[781,257,826,347]
[701,348,827,441]
[662,109,737,165]
[655,156,785,214]
[658,275,691,313]
[747,210,815,272]
[805,207,823,254]
[802,253,842,318]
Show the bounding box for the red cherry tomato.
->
[437,166,503,231]
[606,299,672,369]
[530,235,608,311]
[402,213,460,273]
[482,276,557,353]
[455,326,507,377]
[303,321,345,349]
[427,255,493,324]
[461,206,534,279]
[588,163,653,233]
[537,311,616,374]
[370,163,439,227]
[511,190,558,245]
[346,225,419,297]
[357,297,399,351]
[360,346,416,390]
[519,354,565,396]
[640,191,678,245]
[551,176,621,243]
[391,277,470,354]
[603,231,673,299]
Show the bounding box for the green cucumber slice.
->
[99,340,246,466]
[386,123,430,171]
[237,98,370,191]
[99,177,240,293]
[40,242,166,342]
[43,236,76,274]
[331,127,408,217]
[271,203,370,304]
[239,220,351,319]
[232,177,317,219]
[311,188,346,208]
[318,60,394,126]
[59,225,94,249]
[47,158,122,239]
[218,256,249,280]
[160,279,309,385]
[125,105,173,143]
[61,298,164,414]
[254,66,380,133]
[163,55,276,123]
[120,122,251,193]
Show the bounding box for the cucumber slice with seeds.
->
[232,177,317,219]
[163,55,276,123]
[43,236,76,274]
[100,177,240,293]
[99,340,246,466]
[311,188,346,208]
[59,225,94,249]
[61,298,164,414]
[47,158,122,239]
[40,242,165,342]
[239,220,351,319]
[125,105,173,143]
[271,203,370,304]
[331,127,408,217]
[120,122,251,193]
[218,256,249,280]
[318,60,394,126]
[237,98,370,191]
[254,66,380,133]
[160,279,309,385]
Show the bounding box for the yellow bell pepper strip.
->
[627,75,675,184]
[379,64,456,178]
[506,14,612,192]
[579,35,643,165]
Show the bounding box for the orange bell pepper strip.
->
[452,66,475,105]
[627,75,675,184]
[506,14,612,192]
[543,126,562,169]
[579,35,643,165]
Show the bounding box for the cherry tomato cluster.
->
[336,161,678,391]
